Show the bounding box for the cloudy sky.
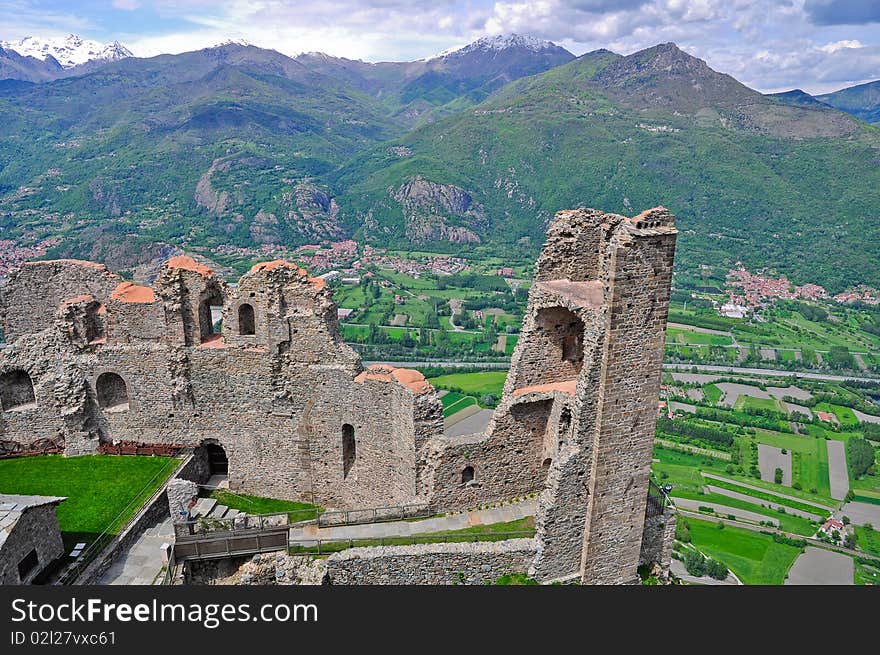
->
[1,0,878,93]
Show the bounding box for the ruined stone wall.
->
[638,511,676,575]
[0,504,64,584]
[324,539,536,585]
[0,260,121,343]
[0,258,440,511]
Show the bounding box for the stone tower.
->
[513,206,677,584]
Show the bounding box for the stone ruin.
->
[0,205,677,584]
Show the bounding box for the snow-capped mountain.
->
[430,34,565,61]
[0,34,132,69]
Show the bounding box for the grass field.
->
[734,395,783,413]
[667,327,733,347]
[441,394,478,417]
[703,477,831,516]
[685,518,802,585]
[428,371,508,397]
[752,429,831,497]
[703,383,723,405]
[0,455,178,550]
[672,489,817,536]
[206,489,320,519]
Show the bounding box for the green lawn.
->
[855,525,880,558]
[672,489,817,536]
[686,518,803,585]
[753,429,831,497]
[428,371,508,397]
[205,489,320,520]
[704,477,831,516]
[0,455,178,550]
[667,327,732,346]
[703,383,723,405]
[814,402,860,427]
[734,395,783,413]
[442,394,478,417]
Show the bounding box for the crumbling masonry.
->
[0,206,676,584]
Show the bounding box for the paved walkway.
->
[785,547,853,585]
[701,472,834,511]
[445,408,493,437]
[826,440,849,501]
[290,499,535,542]
[97,517,173,585]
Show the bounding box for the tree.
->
[842,516,850,526]
[707,558,729,580]
[684,549,707,577]
[774,467,783,484]
[847,437,876,478]
[844,532,858,549]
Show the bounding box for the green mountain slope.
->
[0,40,878,292]
[818,80,880,125]
[331,45,880,292]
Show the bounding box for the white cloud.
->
[2,0,878,93]
[819,39,863,53]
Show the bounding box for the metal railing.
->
[174,528,290,561]
[175,500,434,539]
[287,530,535,555]
[645,479,672,518]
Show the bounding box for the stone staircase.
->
[189,497,242,521]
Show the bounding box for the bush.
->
[792,481,802,490]
[684,549,708,577]
[707,558,729,580]
[774,467,783,484]
[675,517,691,543]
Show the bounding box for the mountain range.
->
[0,34,878,291]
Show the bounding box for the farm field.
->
[682,518,803,585]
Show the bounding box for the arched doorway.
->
[238,303,255,335]
[96,372,129,411]
[205,442,228,475]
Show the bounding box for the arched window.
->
[461,466,475,484]
[198,289,224,343]
[342,424,355,479]
[238,303,255,335]
[0,370,35,411]
[96,372,129,411]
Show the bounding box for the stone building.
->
[0,494,66,584]
[0,204,676,584]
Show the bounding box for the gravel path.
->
[785,547,853,585]
[826,440,849,501]
[758,444,791,486]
